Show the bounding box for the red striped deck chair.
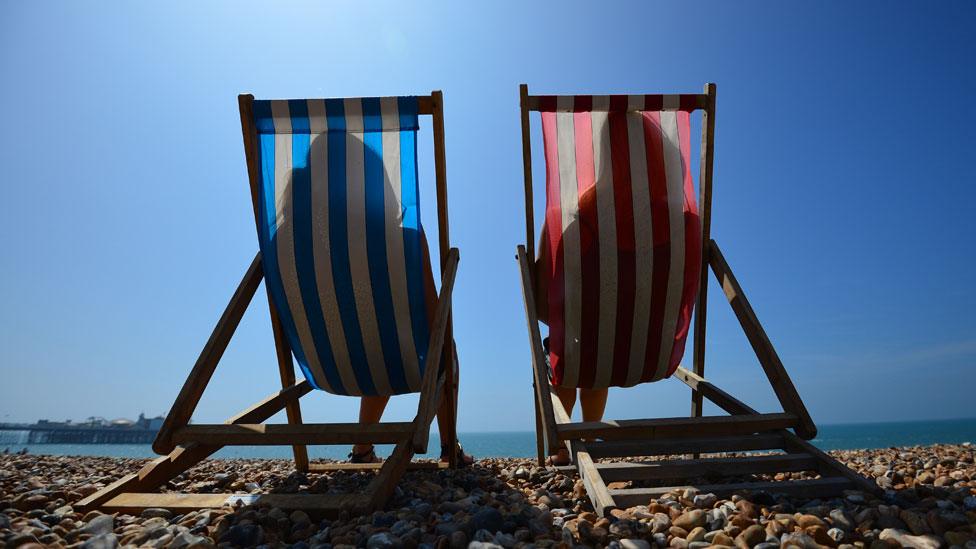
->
[516,83,877,516]
[80,91,460,517]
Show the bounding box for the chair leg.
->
[533,385,546,466]
[441,352,459,468]
[365,441,415,511]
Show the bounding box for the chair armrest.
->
[412,247,460,453]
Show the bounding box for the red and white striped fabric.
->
[539,94,701,389]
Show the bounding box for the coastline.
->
[1,443,974,548]
[3,416,975,460]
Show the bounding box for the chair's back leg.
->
[691,83,718,421]
[239,93,310,472]
[533,388,546,466]
[440,344,459,468]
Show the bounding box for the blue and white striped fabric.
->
[252,97,430,396]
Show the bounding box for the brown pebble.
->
[735,524,765,548]
[797,513,826,528]
[712,532,734,546]
[669,525,689,538]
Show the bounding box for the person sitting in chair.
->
[350,233,473,466]
[534,185,609,467]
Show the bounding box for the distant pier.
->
[0,414,163,445]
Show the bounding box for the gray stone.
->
[619,540,651,549]
[81,533,119,549]
[964,495,976,510]
[472,529,494,542]
[494,532,517,548]
[829,508,853,531]
[168,531,215,549]
[692,493,717,509]
[472,507,503,533]
[878,528,942,549]
[82,514,115,536]
[141,508,174,520]
[779,533,819,548]
[366,532,399,549]
[225,524,262,547]
[827,527,846,543]
[468,542,504,549]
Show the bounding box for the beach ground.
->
[1,444,974,548]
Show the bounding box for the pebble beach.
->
[2,444,975,549]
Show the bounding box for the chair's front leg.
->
[412,248,460,453]
[708,240,817,439]
[516,245,561,457]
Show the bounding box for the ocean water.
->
[3,417,974,460]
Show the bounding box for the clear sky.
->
[1,1,974,433]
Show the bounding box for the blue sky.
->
[1,1,974,433]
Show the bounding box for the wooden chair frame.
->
[79,91,460,517]
[516,83,878,516]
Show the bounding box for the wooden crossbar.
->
[556,413,798,441]
[308,461,448,472]
[584,433,786,459]
[672,366,882,495]
[609,477,854,508]
[596,453,819,482]
[525,93,710,112]
[572,441,615,517]
[172,422,415,446]
[101,492,371,516]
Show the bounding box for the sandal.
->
[546,448,571,467]
[348,446,382,464]
[440,442,474,467]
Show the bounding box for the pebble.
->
[673,509,706,530]
[366,531,398,548]
[80,533,119,549]
[692,492,717,509]
[0,445,974,548]
[81,514,114,536]
[140,507,173,519]
[879,527,943,549]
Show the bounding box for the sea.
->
[2,417,974,460]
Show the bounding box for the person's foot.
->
[440,442,474,467]
[349,444,382,463]
[546,448,571,466]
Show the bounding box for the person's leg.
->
[554,385,578,416]
[351,396,389,461]
[579,388,609,422]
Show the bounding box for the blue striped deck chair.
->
[83,92,460,517]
